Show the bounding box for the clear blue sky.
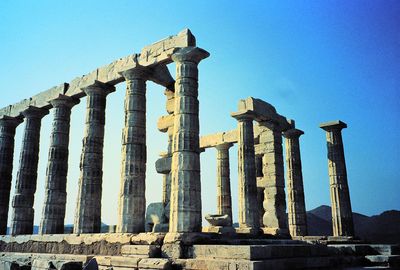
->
[0,1,399,226]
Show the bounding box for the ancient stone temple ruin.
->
[0,29,398,270]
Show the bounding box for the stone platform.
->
[0,233,399,269]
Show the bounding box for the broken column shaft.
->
[258,121,288,235]
[74,81,115,234]
[11,106,49,235]
[320,120,354,237]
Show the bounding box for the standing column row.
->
[117,67,148,233]
[11,107,49,235]
[0,116,23,234]
[74,81,115,234]
[39,95,79,234]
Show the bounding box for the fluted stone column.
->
[259,121,288,235]
[160,90,175,219]
[117,67,149,233]
[169,47,209,233]
[11,106,49,235]
[231,112,260,234]
[283,128,307,237]
[216,143,233,225]
[320,120,354,237]
[255,154,264,227]
[74,81,115,234]
[0,116,23,235]
[164,90,175,214]
[39,95,79,234]
[255,155,263,178]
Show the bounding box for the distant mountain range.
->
[5,206,400,244]
[307,205,400,244]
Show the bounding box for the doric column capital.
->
[171,47,210,64]
[319,120,347,132]
[49,94,80,108]
[81,80,115,97]
[283,128,304,139]
[0,115,24,127]
[21,106,49,119]
[231,110,256,122]
[215,143,233,151]
[120,66,151,81]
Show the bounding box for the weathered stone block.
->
[157,115,174,133]
[201,226,235,234]
[121,245,160,258]
[199,133,223,149]
[138,258,171,270]
[95,256,140,268]
[155,157,171,174]
[32,260,82,270]
[165,99,175,115]
[204,214,231,227]
[161,243,182,259]
[130,233,165,246]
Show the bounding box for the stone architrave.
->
[74,81,115,234]
[10,106,49,235]
[320,120,354,237]
[117,67,149,233]
[0,116,23,235]
[39,95,79,234]
[283,128,308,237]
[258,121,288,235]
[215,143,233,226]
[169,47,209,233]
[231,111,260,234]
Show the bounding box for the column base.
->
[235,227,261,235]
[202,226,235,234]
[262,227,290,236]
